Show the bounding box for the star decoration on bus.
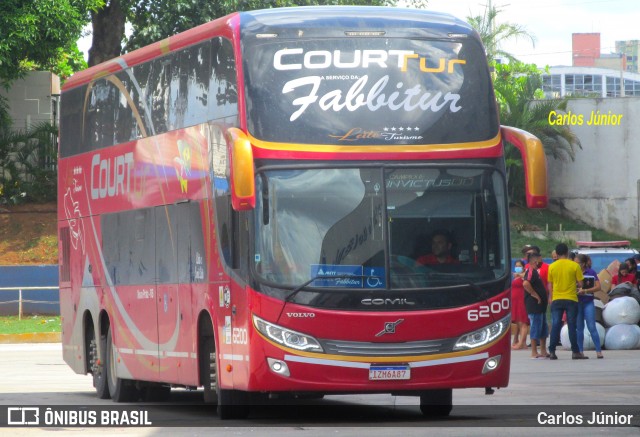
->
[383,127,420,132]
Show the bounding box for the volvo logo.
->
[361,298,416,306]
[375,319,404,337]
[286,312,316,318]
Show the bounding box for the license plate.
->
[369,365,410,381]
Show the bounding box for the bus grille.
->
[319,338,458,356]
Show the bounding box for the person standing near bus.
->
[511,260,529,350]
[523,252,549,359]
[611,262,636,287]
[575,254,603,359]
[547,243,584,360]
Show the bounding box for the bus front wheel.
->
[419,389,452,417]
[199,332,217,404]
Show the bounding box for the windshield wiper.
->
[433,279,489,301]
[285,274,372,302]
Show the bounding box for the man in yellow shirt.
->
[547,243,584,360]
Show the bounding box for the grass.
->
[0,315,61,334]
[509,206,640,258]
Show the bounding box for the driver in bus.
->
[416,230,460,266]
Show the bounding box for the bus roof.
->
[64,6,477,91]
[239,7,473,39]
[62,12,239,91]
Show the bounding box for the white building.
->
[545,97,640,239]
[542,66,640,98]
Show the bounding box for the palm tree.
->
[494,62,581,203]
[467,5,581,205]
[466,3,536,65]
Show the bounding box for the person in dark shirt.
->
[523,252,549,359]
[633,254,640,284]
[576,254,603,359]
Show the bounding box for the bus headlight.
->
[453,315,511,351]
[253,315,324,352]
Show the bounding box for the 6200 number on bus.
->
[467,298,510,321]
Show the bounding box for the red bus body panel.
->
[58,8,520,399]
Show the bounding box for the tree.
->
[89,0,427,66]
[0,0,102,132]
[88,0,127,66]
[466,3,535,65]
[494,62,581,204]
[0,0,103,87]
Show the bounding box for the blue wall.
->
[0,265,59,316]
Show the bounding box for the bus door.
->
[210,192,249,388]
[175,202,206,386]
[155,202,204,385]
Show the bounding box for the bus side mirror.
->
[501,125,548,209]
[227,128,255,211]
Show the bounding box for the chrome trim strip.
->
[409,352,489,368]
[283,352,487,369]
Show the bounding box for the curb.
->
[0,332,61,344]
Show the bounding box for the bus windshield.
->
[243,37,498,146]
[253,167,508,293]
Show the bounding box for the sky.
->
[78,0,639,67]
[416,0,639,67]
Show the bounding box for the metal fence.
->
[0,286,59,319]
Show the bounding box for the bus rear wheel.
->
[106,327,138,402]
[419,389,452,417]
[88,326,109,399]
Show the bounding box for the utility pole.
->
[620,55,625,97]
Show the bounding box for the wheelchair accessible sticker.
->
[309,265,385,288]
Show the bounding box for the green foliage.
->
[0,122,58,204]
[466,4,535,65]
[466,5,581,206]
[51,44,89,81]
[125,0,400,52]
[494,62,581,204]
[509,206,640,259]
[0,0,103,88]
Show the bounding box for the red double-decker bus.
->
[58,6,547,418]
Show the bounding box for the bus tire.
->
[419,389,452,417]
[199,321,217,405]
[106,327,138,402]
[88,326,110,399]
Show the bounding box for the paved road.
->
[1,343,639,436]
